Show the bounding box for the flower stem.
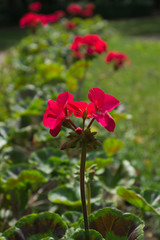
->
[68,119,78,129]
[87,118,95,129]
[80,141,89,231]
[87,182,91,215]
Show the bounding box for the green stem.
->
[80,142,89,231]
[86,182,91,215]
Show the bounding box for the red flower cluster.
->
[43,88,120,137]
[46,10,65,24]
[28,1,42,12]
[67,4,83,15]
[66,20,76,30]
[105,51,131,69]
[20,12,47,28]
[67,3,95,17]
[70,34,107,59]
[20,10,65,28]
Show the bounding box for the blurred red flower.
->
[67,3,82,15]
[105,51,131,69]
[80,8,93,17]
[66,20,76,30]
[70,34,107,58]
[28,2,42,12]
[20,12,47,28]
[85,3,96,10]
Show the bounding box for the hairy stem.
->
[80,142,89,231]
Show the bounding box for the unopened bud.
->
[75,127,82,135]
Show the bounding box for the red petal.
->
[68,102,88,118]
[49,114,64,137]
[88,88,105,109]
[93,112,115,132]
[100,94,120,113]
[47,100,61,115]
[56,91,69,109]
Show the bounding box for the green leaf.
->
[62,211,82,227]
[2,212,66,240]
[1,146,29,164]
[48,184,81,207]
[29,147,70,176]
[99,160,136,193]
[3,169,46,191]
[117,187,160,215]
[71,229,104,240]
[103,138,124,155]
[85,158,113,170]
[88,207,144,239]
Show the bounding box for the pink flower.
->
[28,2,42,12]
[43,92,73,137]
[70,35,107,59]
[105,51,131,69]
[88,88,120,132]
[66,20,76,30]
[19,12,47,28]
[68,102,95,119]
[67,4,83,15]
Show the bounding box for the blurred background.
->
[0,0,159,26]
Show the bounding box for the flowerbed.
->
[0,2,160,239]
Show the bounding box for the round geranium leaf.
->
[71,229,104,240]
[117,187,160,215]
[2,212,66,239]
[48,185,81,207]
[62,211,82,226]
[88,207,144,239]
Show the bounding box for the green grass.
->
[109,17,160,36]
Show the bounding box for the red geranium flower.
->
[88,88,120,132]
[80,9,93,17]
[70,34,107,59]
[20,12,47,28]
[54,10,65,19]
[66,20,76,30]
[43,92,73,137]
[46,13,59,23]
[105,51,131,69]
[67,3,82,15]
[46,10,65,24]
[68,102,95,119]
[28,2,42,12]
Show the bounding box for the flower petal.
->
[104,112,115,132]
[43,109,57,128]
[56,91,70,109]
[47,100,61,115]
[93,112,115,132]
[49,114,64,137]
[100,94,120,112]
[88,88,105,109]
